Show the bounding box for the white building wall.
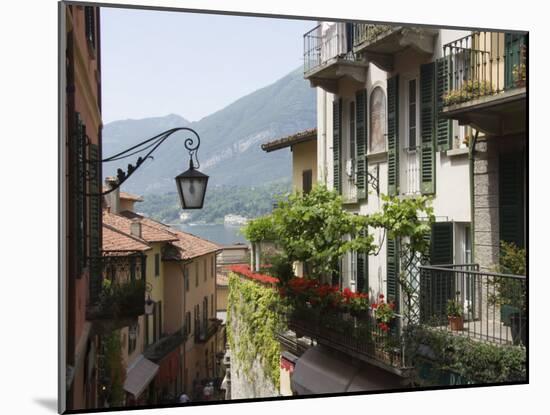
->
[314,28,476,300]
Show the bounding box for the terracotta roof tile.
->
[102,224,151,252]
[261,128,317,152]
[102,187,144,202]
[103,211,178,243]
[120,211,220,260]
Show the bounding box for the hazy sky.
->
[100,7,314,123]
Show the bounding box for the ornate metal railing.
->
[288,307,409,373]
[303,24,356,74]
[194,318,221,344]
[442,32,526,106]
[86,252,147,321]
[352,23,394,48]
[144,325,187,362]
[418,264,526,346]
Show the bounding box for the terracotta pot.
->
[448,315,464,331]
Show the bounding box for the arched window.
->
[369,87,387,153]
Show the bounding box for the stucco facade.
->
[64,4,102,411]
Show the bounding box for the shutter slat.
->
[386,238,399,310]
[420,62,435,195]
[355,89,368,200]
[499,153,525,248]
[333,98,342,194]
[387,76,399,196]
[436,58,452,151]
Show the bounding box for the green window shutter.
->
[356,228,369,293]
[88,143,102,301]
[387,76,399,196]
[74,113,86,277]
[499,153,525,248]
[430,222,454,265]
[436,58,452,151]
[420,62,436,195]
[333,98,342,194]
[427,222,454,322]
[504,34,526,89]
[386,238,399,310]
[355,89,368,200]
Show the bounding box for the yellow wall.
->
[291,140,318,192]
[144,243,164,346]
[216,285,228,312]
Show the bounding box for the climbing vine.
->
[227,272,287,387]
[103,329,126,407]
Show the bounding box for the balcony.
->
[195,318,221,344]
[86,253,147,332]
[417,264,526,346]
[144,325,187,363]
[352,24,437,71]
[288,308,411,377]
[303,24,368,93]
[440,32,526,135]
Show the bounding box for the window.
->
[369,87,387,153]
[408,79,417,149]
[84,7,96,53]
[349,101,356,160]
[128,324,138,355]
[211,294,214,316]
[186,312,191,335]
[213,256,216,279]
[185,267,190,292]
[154,253,160,277]
[204,259,207,281]
[302,169,313,194]
[195,262,199,287]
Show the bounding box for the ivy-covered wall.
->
[227,273,286,398]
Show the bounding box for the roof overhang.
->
[262,129,317,153]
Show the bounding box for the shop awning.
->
[123,355,159,398]
[291,345,404,395]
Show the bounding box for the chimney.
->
[104,176,120,214]
[130,219,142,238]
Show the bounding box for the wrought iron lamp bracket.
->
[82,127,201,196]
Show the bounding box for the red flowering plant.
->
[371,294,396,333]
[341,288,370,316]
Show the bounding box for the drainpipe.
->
[469,130,480,263]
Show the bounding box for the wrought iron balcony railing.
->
[417,264,526,346]
[352,23,394,48]
[288,307,410,374]
[442,32,526,107]
[303,24,356,74]
[86,252,147,322]
[144,325,188,362]
[194,318,221,344]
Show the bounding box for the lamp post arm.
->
[86,127,201,196]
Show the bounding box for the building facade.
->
[63,4,102,411]
[282,22,527,393]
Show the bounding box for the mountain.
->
[102,67,316,194]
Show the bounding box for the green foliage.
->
[262,252,295,285]
[490,241,527,311]
[241,215,278,242]
[227,273,287,387]
[138,182,291,225]
[98,278,145,318]
[103,330,126,406]
[443,80,493,106]
[270,185,375,280]
[368,194,434,257]
[446,297,464,317]
[405,326,526,384]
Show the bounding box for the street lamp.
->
[88,127,209,209]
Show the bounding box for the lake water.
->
[175,223,248,246]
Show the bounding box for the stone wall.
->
[473,137,500,271]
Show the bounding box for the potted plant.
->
[447,297,464,331]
